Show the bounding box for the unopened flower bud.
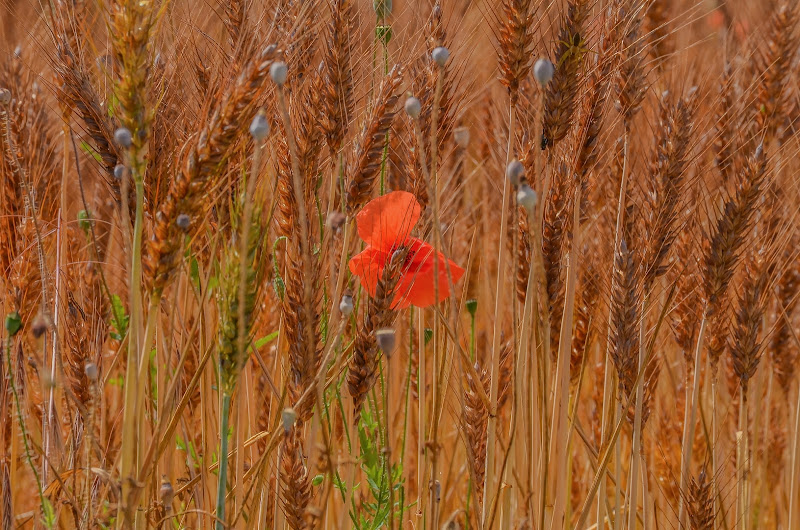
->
[453,127,470,148]
[516,184,537,213]
[375,328,396,356]
[78,210,92,232]
[249,112,270,140]
[404,96,421,119]
[432,46,450,67]
[506,160,525,187]
[339,294,354,316]
[113,164,126,181]
[533,58,554,86]
[114,127,132,148]
[4,312,21,337]
[281,408,297,433]
[270,62,288,85]
[465,299,478,317]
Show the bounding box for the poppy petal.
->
[393,240,465,309]
[356,191,421,252]
[349,247,388,299]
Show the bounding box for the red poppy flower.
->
[349,191,465,309]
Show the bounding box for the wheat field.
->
[0,0,799,528]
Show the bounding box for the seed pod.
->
[159,476,174,507]
[0,88,11,105]
[506,160,525,187]
[453,127,470,148]
[249,112,270,140]
[176,214,191,231]
[405,96,421,119]
[375,328,396,355]
[84,362,99,382]
[339,294,354,316]
[432,46,450,67]
[533,58,554,86]
[270,62,288,85]
[114,127,133,148]
[31,315,48,339]
[517,184,537,213]
[113,164,127,181]
[326,211,346,232]
[281,408,297,433]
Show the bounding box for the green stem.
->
[216,392,233,530]
[6,337,49,525]
[470,311,476,363]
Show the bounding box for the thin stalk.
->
[385,355,395,530]
[614,400,622,530]
[712,374,718,529]
[789,383,800,529]
[399,308,415,528]
[737,394,749,530]
[614,131,632,530]
[549,187,581,530]
[2,103,56,525]
[678,315,708,527]
[574,315,664,530]
[119,145,147,527]
[5,337,48,524]
[626,293,650,530]
[418,309,427,523]
[216,393,233,530]
[484,99,516,528]
[598,132,630,530]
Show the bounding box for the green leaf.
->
[272,236,287,301]
[109,294,129,341]
[189,257,201,292]
[254,330,279,349]
[42,497,56,528]
[80,141,103,164]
